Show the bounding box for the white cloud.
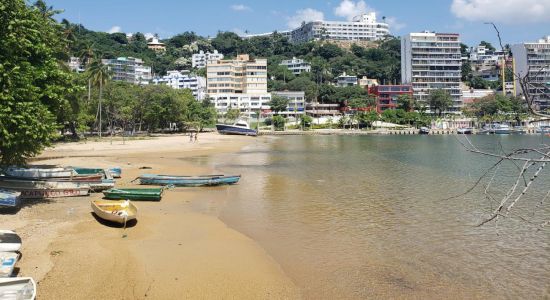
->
[107,26,121,34]
[231,4,251,12]
[334,0,373,21]
[385,17,405,31]
[451,0,550,23]
[287,8,324,28]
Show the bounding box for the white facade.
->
[461,88,495,105]
[102,57,152,85]
[271,91,306,116]
[210,93,272,115]
[207,54,269,114]
[68,57,85,73]
[153,70,206,100]
[192,50,224,69]
[512,36,550,109]
[289,12,389,43]
[335,72,358,87]
[279,57,311,75]
[401,32,462,112]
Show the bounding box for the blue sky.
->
[48,0,550,46]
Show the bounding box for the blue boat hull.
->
[216,124,257,136]
[139,174,241,187]
[0,190,20,207]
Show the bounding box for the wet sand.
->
[0,134,300,299]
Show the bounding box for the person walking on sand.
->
[194,132,198,142]
[189,132,193,142]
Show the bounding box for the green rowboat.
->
[103,188,163,201]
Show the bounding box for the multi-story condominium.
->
[147,37,166,52]
[461,87,494,105]
[271,91,306,117]
[369,85,414,112]
[192,50,224,69]
[279,57,311,75]
[207,54,271,114]
[401,31,462,112]
[335,72,358,87]
[68,57,85,73]
[245,12,389,44]
[152,70,206,100]
[102,57,152,85]
[512,36,550,109]
[468,44,504,82]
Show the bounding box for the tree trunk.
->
[99,79,103,138]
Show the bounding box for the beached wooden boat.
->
[138,174,241,187]
[72,167,120,179]
[4,166,76,179]
[0,178,90,199]
[0,190,20,208]
[0,277,36,300]
[91,200,137,224]
[0,252,19,278]
[0,231,21,252]
[89,179,116,192]
[103,188,163,201]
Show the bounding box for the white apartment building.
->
[279,57,311,75]
[512,36,550,109]
[207,54,271,114]
[271,91,306,117]
[401,32,462,112]
[289,13,389,43]
[192,50,224,69]
[102,57,152,85]
[245,12,389,44]
[153,70,206,100]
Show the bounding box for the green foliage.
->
[464,94,528,123]
[0,0,77,165]
[429,89,453,116]
[300,115,313,130]
[286,77,318,102]
[461,61,473,81]
[396,94,414,112]
[270,95,290,114]
[224,108,241,123]
[272,115,285,131]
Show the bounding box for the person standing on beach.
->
[194,132,198,142]
[189,132,193,142]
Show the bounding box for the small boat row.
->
[0,230,36,299]
[137,174,241,187]
[0,166,121,205]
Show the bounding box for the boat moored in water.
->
[457,127,473,134]
[419,127,430,135]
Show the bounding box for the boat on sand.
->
[0,277,36,300]
[138,174,241,187]
[0,230,21,252]
[0,178,90,199]
[0,252,20,278]
[0,190,20,208]
[103,188,163,201]
[91,200,138,224]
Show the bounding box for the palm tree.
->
[87,58,110,138]
[79,43,96,102]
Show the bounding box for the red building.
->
[369,85,414,112]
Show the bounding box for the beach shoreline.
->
[1,133,300,299]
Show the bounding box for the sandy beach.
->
[0,133,301,299]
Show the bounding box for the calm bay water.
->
[200,135,550,299]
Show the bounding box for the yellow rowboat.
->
[91,200,137,224]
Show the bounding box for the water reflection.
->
[213,135,549,299]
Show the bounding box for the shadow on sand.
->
[90,212,138,228]
[0,198,56,215]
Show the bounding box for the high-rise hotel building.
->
[512,36,550,110]
[401,32,462,112]
[207,54,271,114]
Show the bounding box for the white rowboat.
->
[4,167,77,179]
[0,252,19,278]
[91,200,138,224]
[0,231,21,252]
[0,277,36,300]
